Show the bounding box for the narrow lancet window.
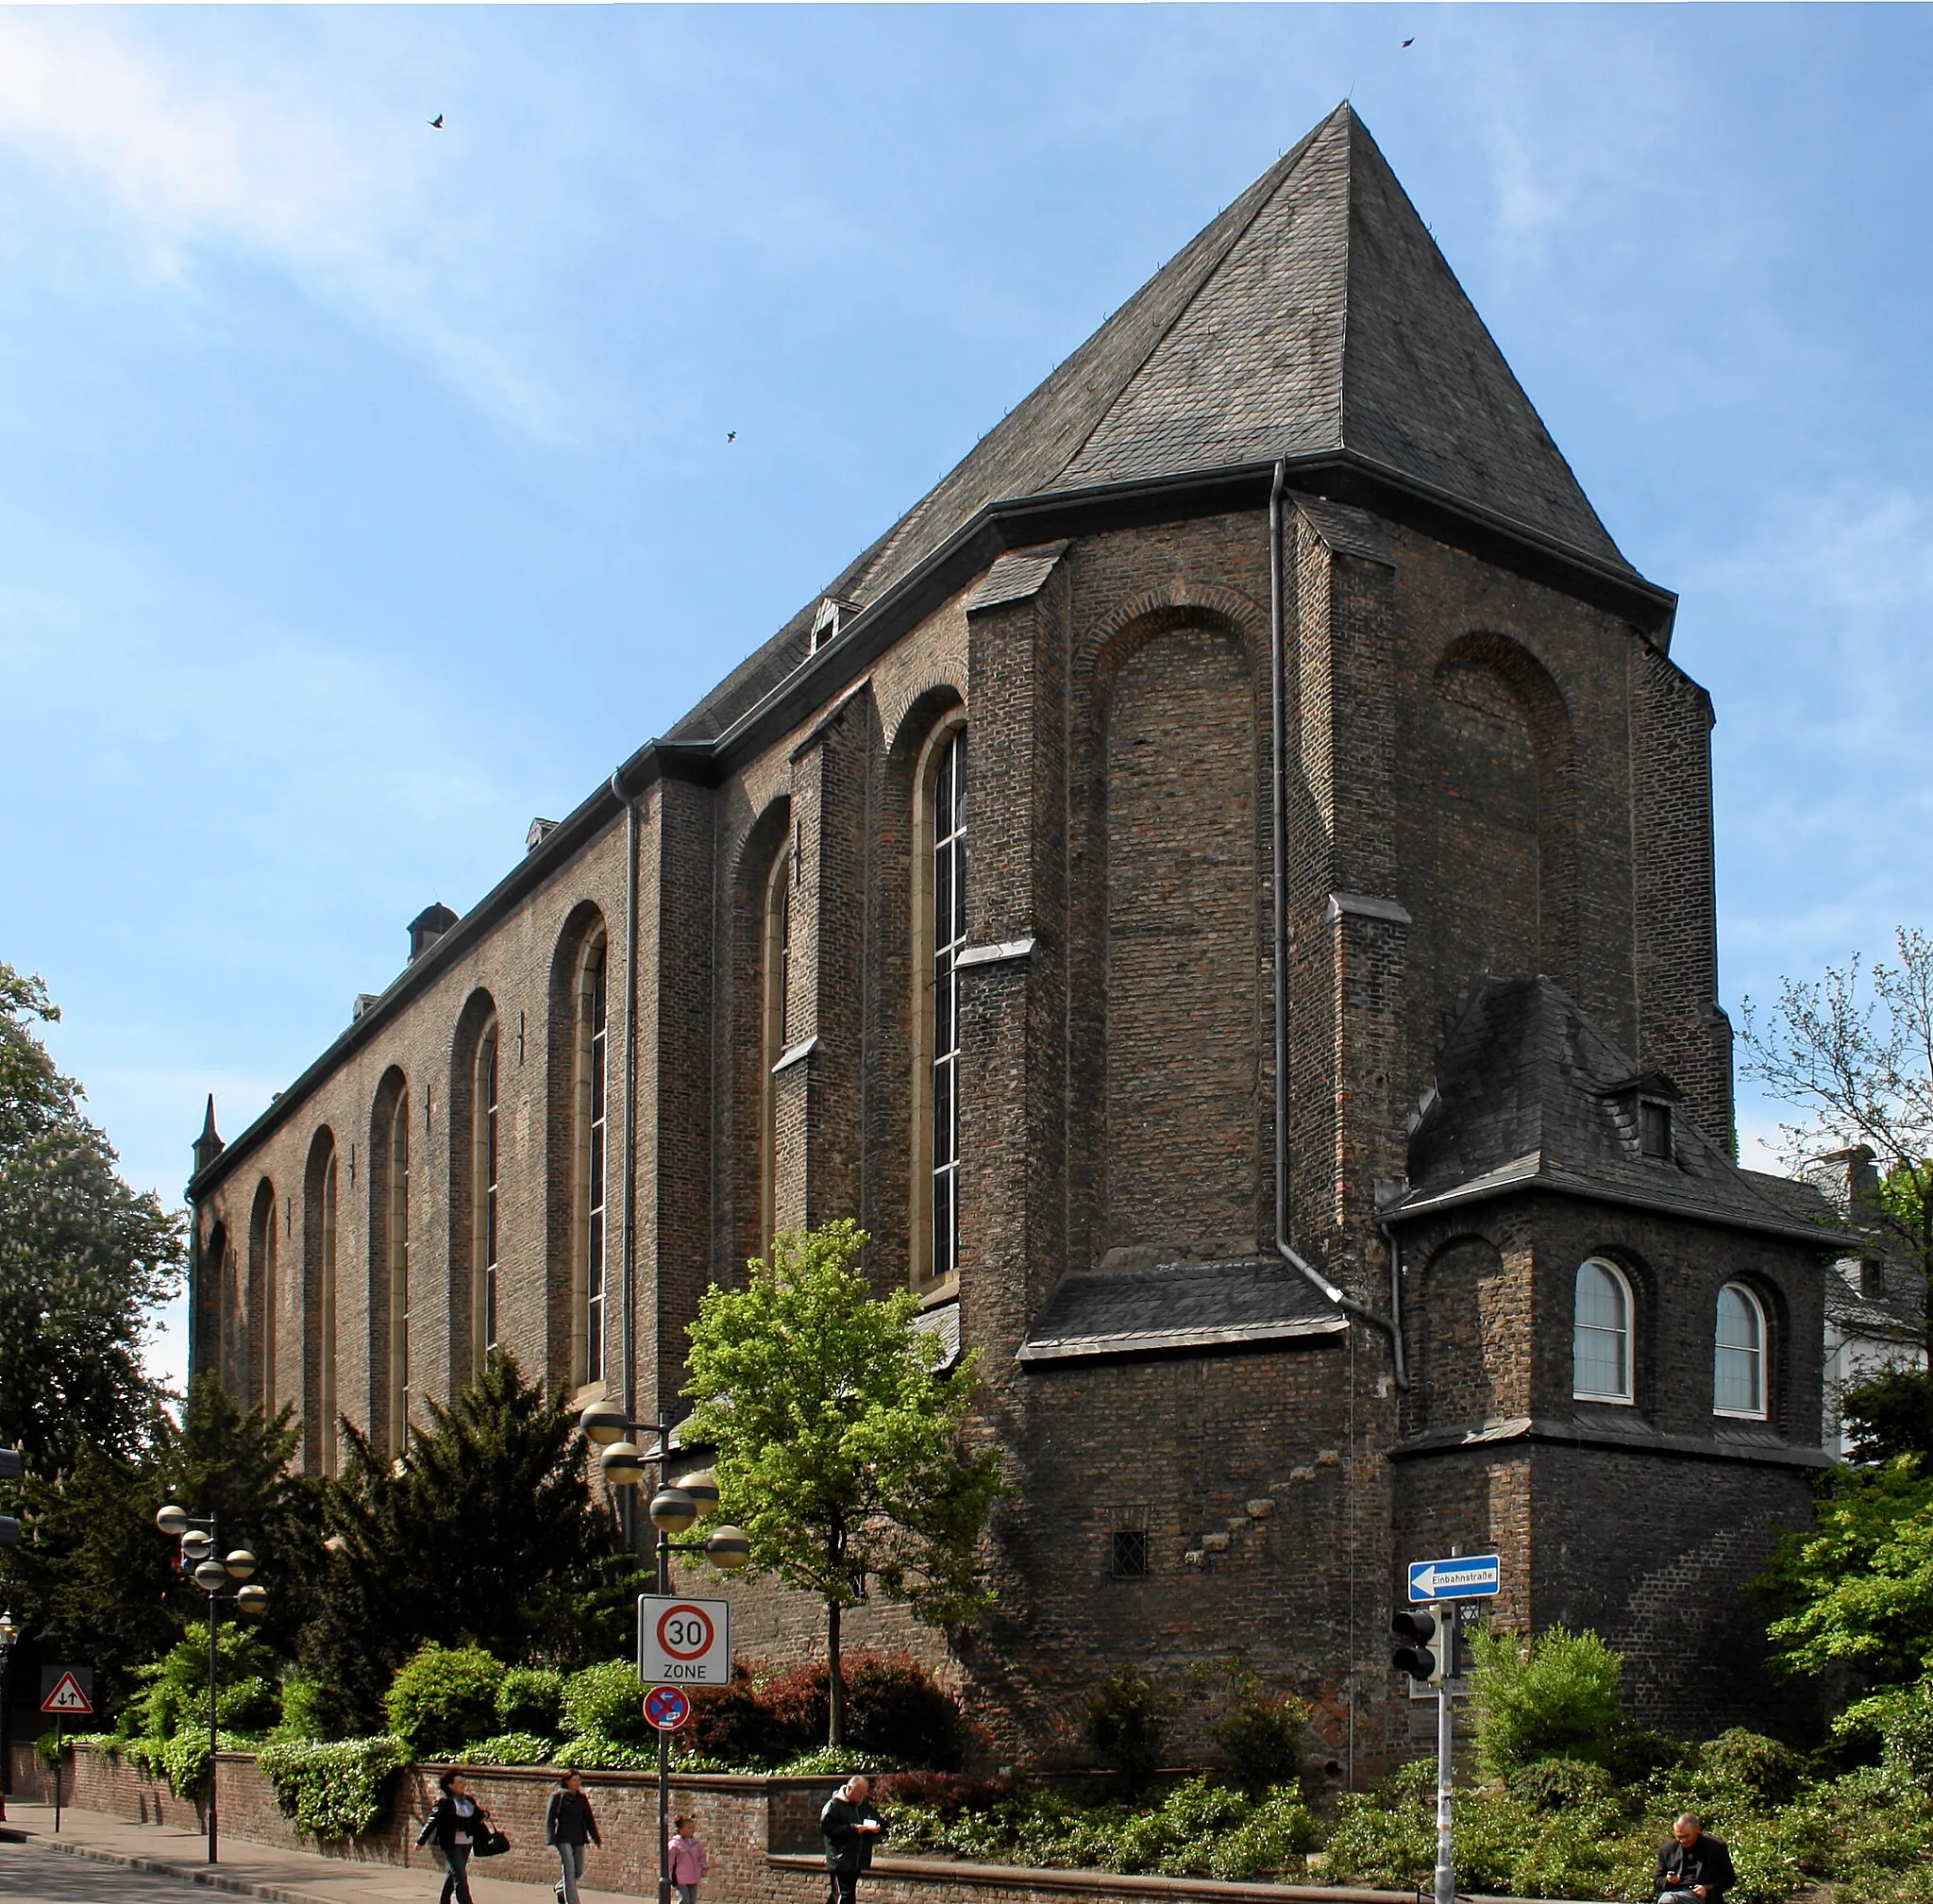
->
[578,937,609,1387]
[388,1091,411,1450]
[929,726,967,1284]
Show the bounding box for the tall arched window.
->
[249,1179,277,1411]
[1714,1283,1769,1419]
[318,1143,338,1474]
[1572,1257,1634,1403]
[760,842,791,1254]
[474,1020,500,1365]
[911,717,967,1289]
[575,934,610,1387]
[387,1089,411,1450]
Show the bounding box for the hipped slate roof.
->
[669,102,1628,745]
[1018,1258,1348,1364]
[1395,977,1839,1245]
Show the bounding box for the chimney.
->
[408,902,460,963]
[527,817,559,853]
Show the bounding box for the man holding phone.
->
[821,1775,885,1904]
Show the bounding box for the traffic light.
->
[1391,1604,1447,1683]
[0,1445,20,1547]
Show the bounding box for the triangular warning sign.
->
[41,1672,92,1715]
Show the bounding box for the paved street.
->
[1,1839,214,1900]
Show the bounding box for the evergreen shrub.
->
[1084,1666,1171,1793]
[1467,1625,1629,1777]
[451,1731,554,1766]
[1209,1669,1310,1794]
[257,1736,409,1839]
[383,1644,506,1761]
[496,1666,565,1739]
[562,1660,650,1746]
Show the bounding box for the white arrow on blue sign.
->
[1407,1554,1501,1602]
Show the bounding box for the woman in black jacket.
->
[416,1770,491,1904]
[546,1768,603,1904]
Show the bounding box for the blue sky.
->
[2,6,1929,1394]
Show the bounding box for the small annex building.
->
[186,104,1836,1768]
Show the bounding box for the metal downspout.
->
[1268,460,1407,1387]
[611,770,643,1535]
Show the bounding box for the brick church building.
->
[186,105,1834,1768]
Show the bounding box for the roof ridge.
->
[1046,110,1343,489]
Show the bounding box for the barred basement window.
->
[1111,1527,1151,1577]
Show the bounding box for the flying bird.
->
[727,430,737,443]
[1401,37,1414,47]
[429,113,445,129]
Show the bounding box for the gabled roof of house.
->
[668,101,1632,745]
[1395,976,1841,1246]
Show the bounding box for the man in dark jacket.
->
[820,1775,884,1904]
[1656,1814,1738,1904]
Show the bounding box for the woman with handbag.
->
[415,1769,498,1904]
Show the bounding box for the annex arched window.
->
[911,716,967,1289]
[1572,1257,1634,1403]
[760,841,792,1255]
[248,1178,277,1411]
[474,1019,501,1365]
[574,931,610,1388]
[315,1139,338,1474]
[387,1088,412,1451]
[1714,1283,1769,1420]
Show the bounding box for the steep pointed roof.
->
[1396,977,1835,1245]
[671,104,1632,744]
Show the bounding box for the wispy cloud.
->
[0,11,572,436]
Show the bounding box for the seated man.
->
[1656,1813,1737,1904]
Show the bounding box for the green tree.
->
[1758,1454,1933,1744]
[2,1372,324,1720]
[1466,1625,1629,1778]
[682,1221,1005,1745]
[0,962,184,1473]
[1740,929,1933,1365]
[300,1350,643,1734]
[1842,1367,1933,1462]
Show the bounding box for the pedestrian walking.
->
[416,1770,491,1904]
[668,1812,711,1904]
[546,1767,603,1904]
[1656,1813,1738,1904]
[820,1774,884,1904]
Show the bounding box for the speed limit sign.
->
[638,1595,731,1686]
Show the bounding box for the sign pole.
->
[1434,1604,1455,1904]
[52,1718,61,1835]
[657,1530,671,1904]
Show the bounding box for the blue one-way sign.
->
[1408,1554,1501,1602]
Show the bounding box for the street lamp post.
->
[577,1405,749,1904]
[155,1503,268,1866]
[0,1608,18,1824]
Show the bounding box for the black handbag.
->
[474,1828,512,1860]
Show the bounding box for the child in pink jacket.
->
[669,1815,710,1904]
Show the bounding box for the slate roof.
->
[1017,1257,1347,1364]
[1393,977,1840,1245]
[666,103,1630,747]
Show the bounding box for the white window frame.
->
[1713,1281,1770,1421]
[1572,1256,1635,1404]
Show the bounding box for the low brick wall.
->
[52,1747,1430,1904]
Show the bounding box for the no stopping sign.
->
[639,1594,731,1686]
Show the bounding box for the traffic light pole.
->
[1433,1604,1457,1904]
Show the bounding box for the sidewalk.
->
[1,1803,639,1904]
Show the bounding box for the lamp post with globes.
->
[577,1404,750,1904]
[154,1503,268,1867]
[0,1607,18,1824]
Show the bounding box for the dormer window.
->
[810,595,857,653]
[1639,1099,1672,1160]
